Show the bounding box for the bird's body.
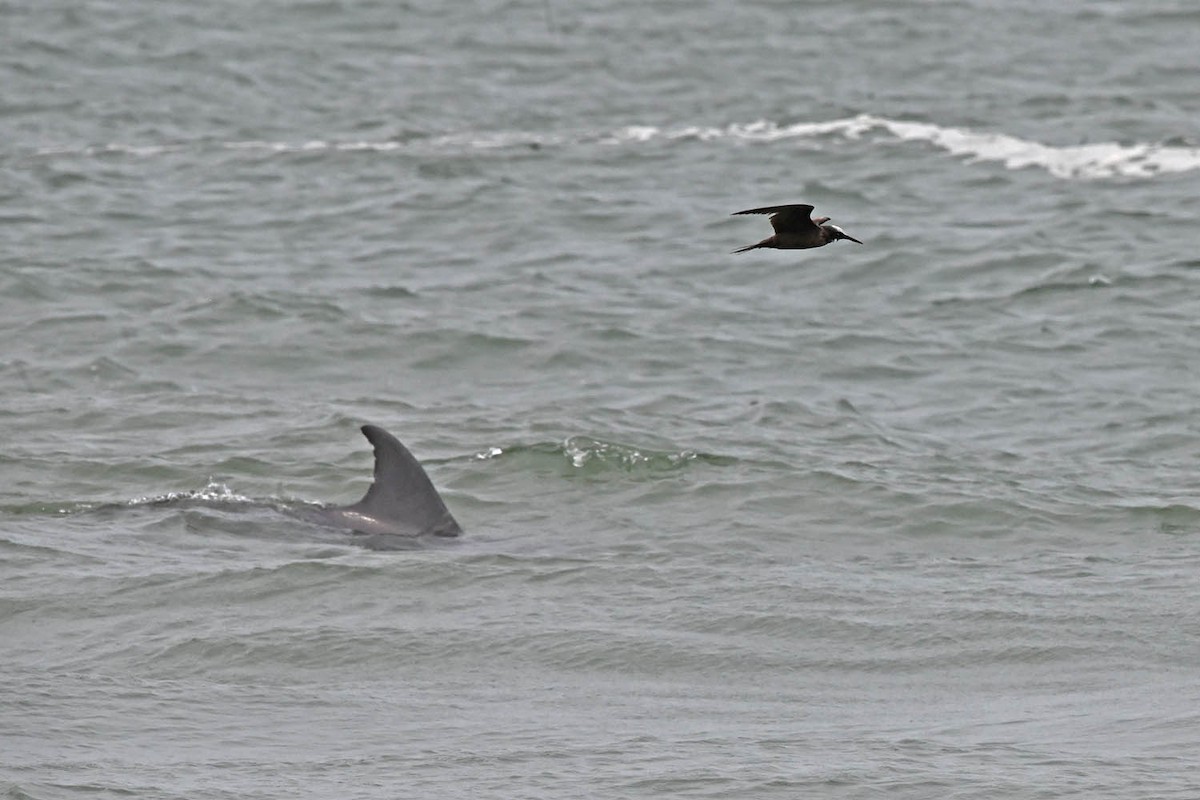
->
[732,204,862,253]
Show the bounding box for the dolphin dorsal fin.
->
[347,425,461,537]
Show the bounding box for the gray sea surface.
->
[4,1,1200,797]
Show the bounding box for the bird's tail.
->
[732,241,762,254]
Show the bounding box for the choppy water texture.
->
[4,1,1200,798]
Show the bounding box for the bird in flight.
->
[732,204,862,253]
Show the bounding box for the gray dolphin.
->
[307,425,461,538]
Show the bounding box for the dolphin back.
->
[338,425,462,537]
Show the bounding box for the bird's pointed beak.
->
[825,223,863,245]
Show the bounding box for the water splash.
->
[561,435,697,472]
[475,437,716,475]
[126,480,256,507]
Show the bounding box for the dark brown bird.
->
[732,204,862,253]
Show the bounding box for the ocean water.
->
[4,1,1200,797]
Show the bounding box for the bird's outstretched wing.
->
[732,204,817,234]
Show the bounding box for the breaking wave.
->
[31,114,1200,180]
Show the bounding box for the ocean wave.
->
[30,115,1200,180]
